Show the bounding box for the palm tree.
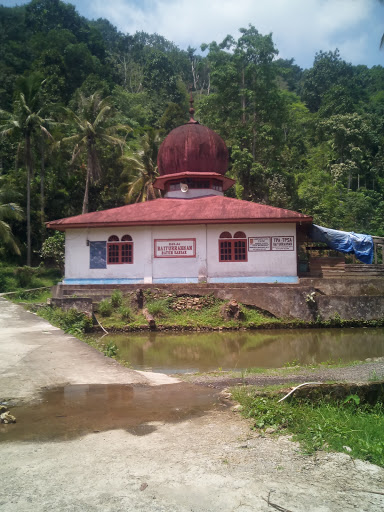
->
[120,129,162,203]
[62,92,131,214]
[0,179,23,256]
[0,73,53,265]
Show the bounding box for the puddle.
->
[0,383,221,443]
[91,328,384,374]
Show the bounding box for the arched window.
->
[107,234,133,264]
[219,231,247,262]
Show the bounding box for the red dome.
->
[157,123,228,176]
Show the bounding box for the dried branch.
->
[262,491,294,512]
[278,382,323,403]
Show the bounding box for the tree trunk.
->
[26,134,32,266]
[252,111,257,159]
[82,168,90,214]
[40,136,46,239]
[241,68,246,125]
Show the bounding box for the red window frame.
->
[107,235,134,264]
[218,232,247,262]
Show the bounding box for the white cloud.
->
[85,0,383,67]
[7,0,381,68]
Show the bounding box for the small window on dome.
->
[219,232,232,239]
[234,231,246,239]
[169,182,180,191]
[211,180,223,191]
[108,235,119,242]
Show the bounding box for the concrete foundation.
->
[52,278,384,322]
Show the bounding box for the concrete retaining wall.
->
[52,278,384,322]
[50,297,93,318]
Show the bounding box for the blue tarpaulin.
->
[310,225,374,264]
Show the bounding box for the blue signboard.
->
[90,241,107,269]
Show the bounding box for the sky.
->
[2,0,384,69]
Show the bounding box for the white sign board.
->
[154,239,196,258]
[248,237,271,251]
[271,236,294,251]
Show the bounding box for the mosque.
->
[47,100,313,285]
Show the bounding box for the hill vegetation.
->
[1,0,384,265]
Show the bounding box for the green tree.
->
[120,129,162,203]
[199,26,289,204]
[318,113,378,191]
[40,230,65,270]
[0,73,53,265]
[62,91,130,214]
[300,50,356,113]
[0,178,23,255]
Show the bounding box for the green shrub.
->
[14,266,38,288]
[111,289,123,308]
[40,231,65,270]
[98,299,113,317]
[0,273,8,293]
[119,305,132,321]
[103,341,118,358]
[38,306,92,334]
[146,298,171,317]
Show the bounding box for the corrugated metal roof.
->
[47,196,312,230]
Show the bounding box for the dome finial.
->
[188,86,198,124]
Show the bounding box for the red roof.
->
[157,124,229,176]
[47,196,312,230]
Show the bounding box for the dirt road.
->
[1,298,383,512]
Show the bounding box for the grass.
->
[10,288,53,304]
[94,292,281,330]
[233,387,384,467]
[95,292,384,331]
[0,263,62,296]
[35,305,132,365]
[37,305,93,336]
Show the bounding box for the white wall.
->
[64,222,297,283]
[206,223,297,279]
[65,227,152,281]
[151,225,207,281]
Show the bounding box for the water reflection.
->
[0,383,219,442]
[98,328,384,373]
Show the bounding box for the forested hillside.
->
[1,0,384,265]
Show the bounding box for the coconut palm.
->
[62,92,131,214]
[0,73,53,265]
[120,129,162,203]
[0,179,23,255]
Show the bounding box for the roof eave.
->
[47,216,313,230]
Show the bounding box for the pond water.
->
[96,328,384,374]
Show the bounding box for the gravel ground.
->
[182,359,384,389]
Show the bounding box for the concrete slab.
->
[0,298,177,402]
